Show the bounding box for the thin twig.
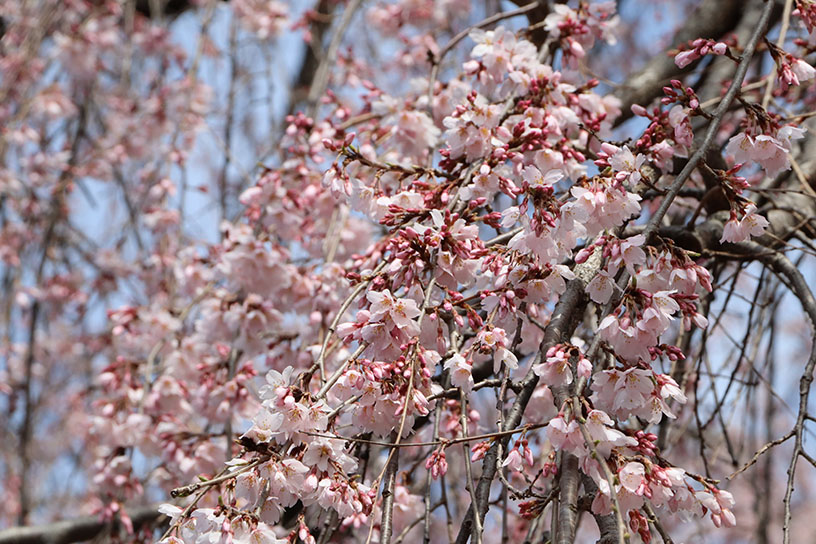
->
[460,391,484,544]
[169,456,269,498]
[761,0,794,109]
[303,423,548,449]
[314,262,386,383]
[727,429,794,479]
[729,242,816,544]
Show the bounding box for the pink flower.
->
[674,39,728,68]
[726,127,805,177]
[619,462,647,494]
[502,447,524,472]
[618,234,647,273]
[696,488,737,528]
[444,353,474,392]
[494,347,519,372]
[605,144,646,185]
[656,374,687,404]
[478,327,518,372]
[546,415,582,452]
[613,367,654,413]
[521,165,563,189]
[720,205,769,243]
[500,205,522,228]
[779,56,816,91]
[674,50,698,69]
[232,520,287,544]
[425,449,448,480]
[533,347,574,386]
[725,132,754,165]
[471,441,490,462]
[366,289,421,329]
[576,355,592,380]
[584,409,637,455]
[587,270,615,304]
[792,58,816,83]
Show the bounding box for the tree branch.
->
[454,267,591,544]
[0,506,166,544]
[613,0,746,126]
[729,243,816,544]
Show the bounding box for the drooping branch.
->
[641,0,775,245]
[728,243,816,544]
[454,265,592,544]
[551,4,775,540]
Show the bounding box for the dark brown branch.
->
[582,476,620,544]
[287,0,334,113]
[0,506,166,544]
[507,0,552,46]
[133,0,225,18]
[640,0,775,245]
[305,0,364,119]
[556,453,581,544]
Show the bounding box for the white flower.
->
[366,289,421,328]
[444,353,474,392]
[587,270,614,304]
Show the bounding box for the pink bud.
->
[524,447,535,467]
[630,104,648,116]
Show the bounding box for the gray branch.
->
[613,0,747,126]
[0,505,165,544]
[454,271,590,544]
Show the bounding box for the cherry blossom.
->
[674,38,728,68]
[725,125,806,177]
[8,2,816,543]
[696,488,737,528]
[366,289,422,329]
[720,205,770,243]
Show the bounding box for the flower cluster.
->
[12,0,813,541]
[726,125,805,177]
[674,38,729,68]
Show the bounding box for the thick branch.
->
[582,476,619,544]
[288,0,335,113]
[613,0,745,125]
[0,506,166,544]
[380,448,400,544]
[556,453,581,544]
[133,0,226,18]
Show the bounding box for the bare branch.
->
[0,506,165,544]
